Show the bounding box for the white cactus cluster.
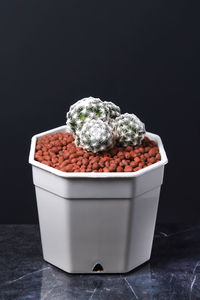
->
[66,97,107,134]
[115,113,145,146]
[79,119,115,152]
[66,96,146,152]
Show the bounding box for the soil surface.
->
[34,132,161,172]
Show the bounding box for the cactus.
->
[66,97,107,134]
[78,119,115,152]
[66,97,146,152]
[104,101,121,119]
[115,113,146,146]
[66,97,121,134]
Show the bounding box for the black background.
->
[0,1,199,224]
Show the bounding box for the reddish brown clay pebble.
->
[71,158,77,164]
[93,162,99,170]
[148,157,156,164]
[125,152,131,159]
[42,160,51,166]
[134,167,142,172]
[145,146,150,152]
[43,155,51,161]
[120,159,128,166]
[66,164,73,172]
[124,166,133,172]
[63,152,70,159]
[60,160,69,168]
[139,162,145,168]
[109,164,117,172]
[34,132,161,173]
[105,161,110,168]
[117,151,125,159]
[99,160,105,168]
[149,148,157,157]
[134,157,141,163]
[117,166,124,172]
[125,146,133,152]
[139,147,145,154]
[36,156,43,162]
[130,161,138,168]
[156,153,161,160]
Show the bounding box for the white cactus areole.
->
[115,113,146,146]
[66,97,146,152]
[78,119,115,152]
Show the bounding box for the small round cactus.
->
[78,119,115,152]
[104,101,121,119]
[115,113,146,146]
[66,97,107,134]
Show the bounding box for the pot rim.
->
[29,125,168,178]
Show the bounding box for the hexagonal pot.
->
[29,125,168,273]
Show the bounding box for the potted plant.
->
[29,97,168,273]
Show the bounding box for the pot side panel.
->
[126,187,161,271]
[67,198,131,273]
[35,187,73,272]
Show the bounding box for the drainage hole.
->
[92,263,104,272]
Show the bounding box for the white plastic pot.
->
[29,125,168,274]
